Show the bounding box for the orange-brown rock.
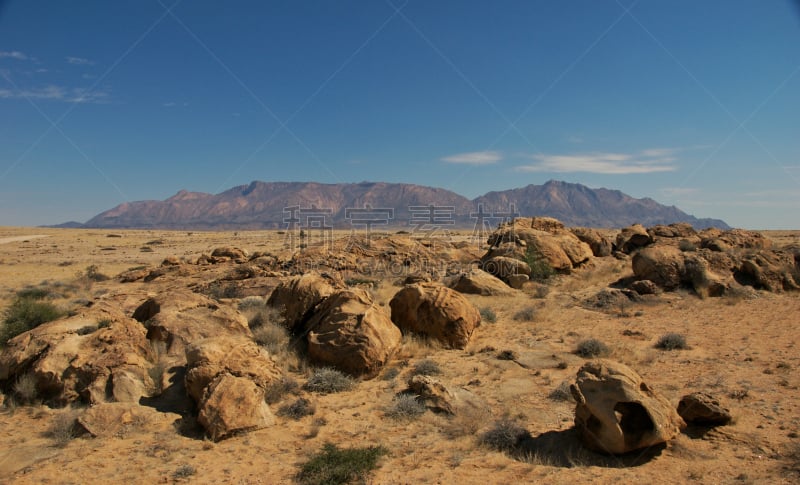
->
[197,373,275,441]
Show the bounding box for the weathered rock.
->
[389,283,480,349]
[735,251,800,292]
[77,402,177,438]
[0,301,154,406]
[305,289,401,377]
[649,223,697,239]
[703,229,772,250]
[682,253,729,296]
[481,256,531,279]
[161,256,181,266]
[571,227,613,257]
[211,247,249,261]
[184,337,281,402]
[616,224,653,253]
[632,246,685,290]
[197,374,275,441]
[570,360,685,454]
[677,392,732,426]
[267,273,338,331]
[506,274,529,290]
[406,375,489,415]
[447,269,516,296]
[629,280,659,295]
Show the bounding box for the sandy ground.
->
[0,227,798,484]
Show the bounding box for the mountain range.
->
[72,180,729,230]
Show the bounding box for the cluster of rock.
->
[267,273,482,377]
[618,223,799,296]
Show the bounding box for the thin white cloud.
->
[0,51,28,60]
[640,147,677,157]
[517,150,677,174]
[66,56,94,66]
[163,101,177,107]
[441,151,502,165]
[660,187,699,198]
[0,85,109,103]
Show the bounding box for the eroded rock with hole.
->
[197,373,275,441]
[304,288,401,378]
[616,224,653,254]
[570,360,685,454]
[389,283,480,349]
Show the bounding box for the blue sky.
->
[1,0,798,228]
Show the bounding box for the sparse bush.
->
[97,319,112,329]
[297,443,388,485]
[479,307,497,323]
[237,296,266,311]
[381,367,400,381]
[13,372,38,404]
[411,359,442,377]
[264,376,300,404]
[49,410,80,447]
[345,277,375,287]
[548,381,575,402]
[1,297,64,345]
[84,265,110,282]
[385,393,426,420]
[497,349,518,361]
[575,338,610,358]
[655,333,689,351]
[479,418,530,453]
[172,464,196,479]
[16,287,50,300]
[533,284,550,299]
[525,248,555,282]
[304,368,355,394]
[678,239,698,252]
[513,307,536,322]
[278,397,316,420]
[252,322,290,355]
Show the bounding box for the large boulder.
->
[616,224,653,254]
[77,402,178,438]
[570,360,685,454]
[447,269,517,296]
[389,283,481,349]
[0,300,154,406]
[197,374,275,441]
[631,246,686,290]
[266,273,339,331]
[304,289,401,377]
[481,256,531,280]
[571,227,613,257]
[184,337,281,402]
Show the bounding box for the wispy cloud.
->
[660,187,699,198]
[0,51,29,60]
[516,149,677,174]
[0,85,109,103]
[441,150,502,165]
[66,56,94,66]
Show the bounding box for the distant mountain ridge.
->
[73,180,729,230]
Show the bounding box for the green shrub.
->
[13,372,38,404]
[655,333,689,350]
[479,307,497,323]
[297,443,388,485]
[304,368,355,394]
[264,376,300,404]
[525,248,554,282]
[49,410,80,447]
[16,287,50,300]
[385,393,426,421]
[575,338,610,358]
[548,381,575,402]
[1,297,64,345]
[252,322,290,355]
[84,265,110,282]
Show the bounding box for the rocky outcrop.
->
[632,246,686,290]
[304,289,401,377]
[571,227,613,257]
[0,300,154,406]
[615,224,653,254]
[77,402,177,438]
[389,283,480,349]
[570,360,685,454]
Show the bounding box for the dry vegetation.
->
[0,227,799,483]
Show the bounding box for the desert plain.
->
[0,224,798,484]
